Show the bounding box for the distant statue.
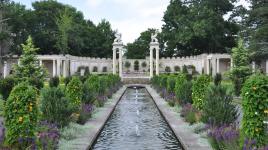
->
[151,32,158,43]
[114,33,122,43]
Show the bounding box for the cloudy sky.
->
[14,0,250,44]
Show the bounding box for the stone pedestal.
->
[113,49,116,74]
[150,48,153,78]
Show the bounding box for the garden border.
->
[145,85,212,150]
[61,85,127,150]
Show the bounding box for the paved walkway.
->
[145,85,212,150]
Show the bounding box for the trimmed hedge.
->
[241,74,268,147]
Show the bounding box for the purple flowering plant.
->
[207,124,240,150]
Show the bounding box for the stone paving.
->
[145,85,212,150]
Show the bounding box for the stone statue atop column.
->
[151,31,159,43]
[114,33,122,44]
[112,32,123,77]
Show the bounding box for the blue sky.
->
[14,0,250,44]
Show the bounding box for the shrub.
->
[159,75,168,89]
[207,125,240,150]
[230,39,251,96]
[214,73,222,86]
[182,65,188,74]
[167,75,176,93]
[84,75,100,103]
[192,75,210,110]
[174,73,187,103]
[64,76,72,85]
[0,76,17,100]
[241,74,268,147]
[202,85,238,126]
[134,60,139,71]
[141,62,147,68]
[124,61,131,68]
[181,103,197,124]
[4,82,38,146]
[13,36,46,89]
[37,121,60,149]
[93,66,98,72]
[77,104,93,124]
[174,66,180,72]
[165,66,171,73]
[102,66,107,72]
[49,76,59,87]
[40,87,74,127]
[66,77,83,112]
[84,67,90,75]
[177,80,192,104]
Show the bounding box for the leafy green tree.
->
[13,36,46,88]
[125,28,162,59]
[230,39,251,96]
[162,0,239,56]
[247,0,268,60]
[55,8,73,54]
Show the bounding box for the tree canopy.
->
[1,0,115,58]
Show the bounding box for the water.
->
[92,88,183,150]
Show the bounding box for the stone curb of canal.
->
[145,85,212,150]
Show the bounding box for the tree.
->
[134,60,139,71]
[162,0,239,56]
[230,39,251,96]
[13,36,46,88]
[55,8,73,54]
[125,28,163,59]
[247,0,268,60]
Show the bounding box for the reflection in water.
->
[92,88,183,150]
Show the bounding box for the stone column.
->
[3,61,8,78]
[63,60,67,77]
[212,58,217,76]
[113,48,116,74]
[230,58,233,69]
[39,59,42,66]
[52,59,56,77]
[119,49,123,77]
[252,61,256,73]
[266,60,268,75]
[156,48,159,75]
[216,58,220,73]
[207,59,210,75]
[57,59,61,76]
[150,48,153,78]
